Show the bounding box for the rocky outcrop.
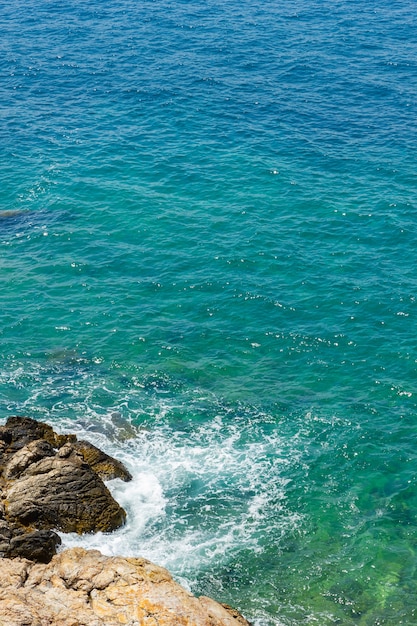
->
[0,547,251,626]
[0,416,130,562]
[0,416,251,625]
[5,444,126,533]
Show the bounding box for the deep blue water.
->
[1,1,417,624]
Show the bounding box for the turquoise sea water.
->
[1,0,417,623]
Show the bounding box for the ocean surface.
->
[1,0,417,623]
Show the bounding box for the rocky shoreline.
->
[0,416,251,625]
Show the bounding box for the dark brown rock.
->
[0,416,132,563]
[3,415,76,450]
[73,439,132,482]
[0,519,13,554]
[0,416,131,563]
[0,427,12,445]
[5,449,126,533]
[8,530,61,563]
[0,519,61,563]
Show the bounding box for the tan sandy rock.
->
[0,547,251,626]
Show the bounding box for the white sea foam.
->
[57,404,301,583]
[252,616,287,626]
[0,364,303,623]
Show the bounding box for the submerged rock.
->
[0,209,29,220]
[0,547,251,626]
